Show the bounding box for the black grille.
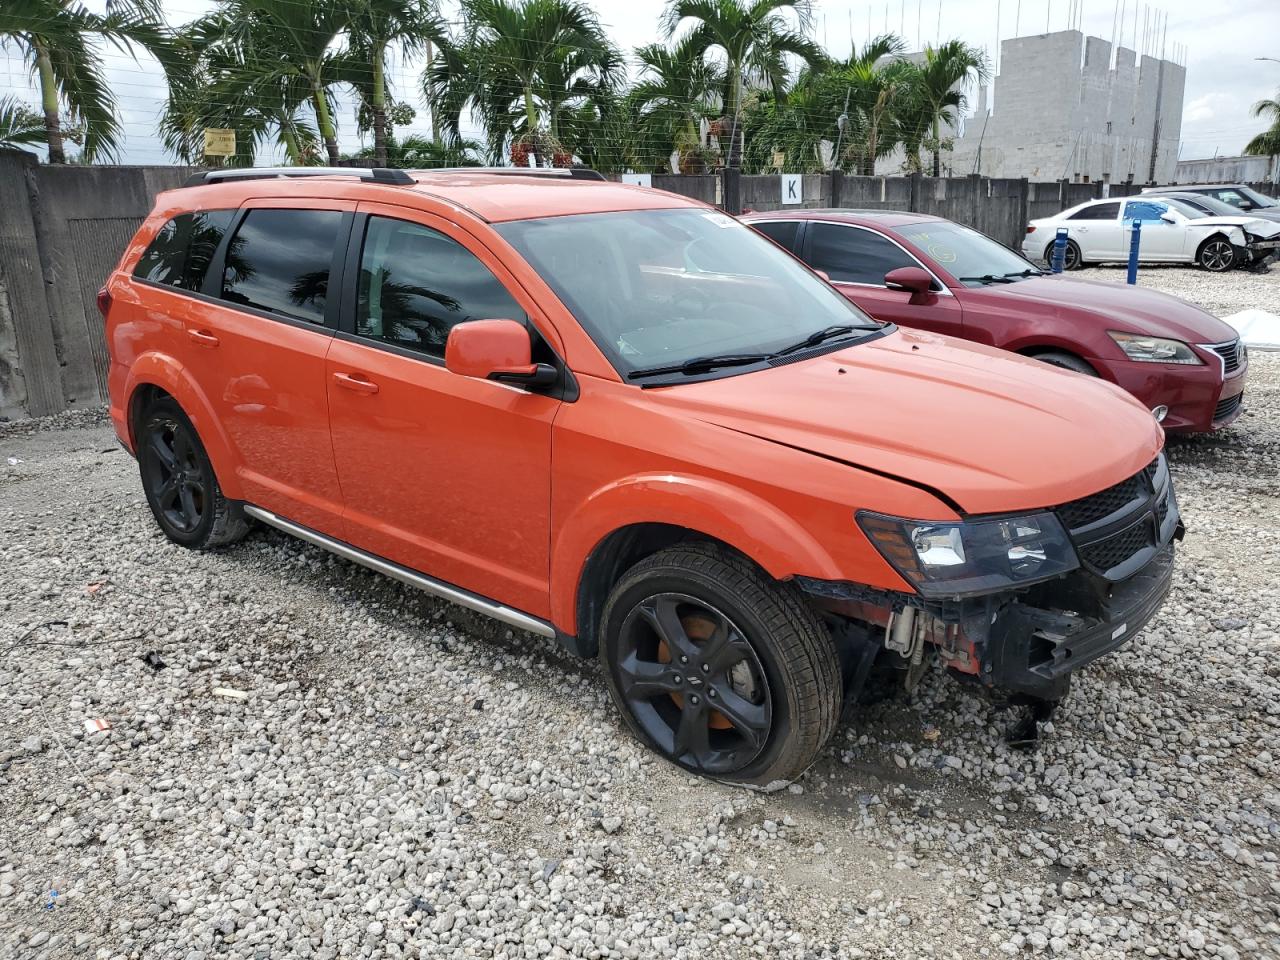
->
[1055,456,1173,579]
[1056,461,1155,530]
[1079,520,1154,575]
[1214,392,1243,422]
[1210,340,1243,374]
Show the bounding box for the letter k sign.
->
[781,173,802,205]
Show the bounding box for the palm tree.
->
[208,0,358,165]
[0,0,180,163]
[629,37,724,172]
[900,40,990,176]
[661,0,824,168]
[345,0,443,167]
[342,133,483,167]
[0,96,47,151]
[1244,90,1280,159]
[161,9,322,167]
[425,0,622,165]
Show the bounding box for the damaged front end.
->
[800,453,1182,731]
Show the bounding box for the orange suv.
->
[102,167,1181,786]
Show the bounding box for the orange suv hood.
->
[653,328,1163,516]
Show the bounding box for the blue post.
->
[1050,228,1069,273]
[1126,220,1142,285]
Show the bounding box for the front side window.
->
[356,216,526,358]
[133,210,234,290]
[495,208,878,379]
[1068,202,1120,221]
[895,221,1037,286]
[1211,189,1248,208]
[220,208,344,324]
[1124,200,1171,222]
[808,223,919,285]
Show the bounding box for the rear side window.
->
[807,223,918,285]
[133,211,234,290]
[753,220,802,253]
[356,216,526,358]
[1068,202,1120,221]
[220,209,343,324]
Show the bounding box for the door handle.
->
[333,371,379,395]
[187,328,220,347]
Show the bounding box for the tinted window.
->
[808,223,918,285]
[1068,202,1121,221]
[1211,189,1248,208]
[220,209,343,324]
[133,211,234,290]
[357,216,525,358]
[752,220,801,252]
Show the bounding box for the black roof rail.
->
[419,166,607,182]
[182,166,415,188]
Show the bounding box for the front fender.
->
[123,352,244,500]
[550,472,845,633]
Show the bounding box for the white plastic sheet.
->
[1223,309,1280,351]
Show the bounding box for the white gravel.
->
[3,268,1280,959]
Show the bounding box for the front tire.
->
[599,543,841,788]
[1198,236,1236,273]
[1033,351,1098,376]
[137,397,249,550]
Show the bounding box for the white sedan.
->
[1023,196,1280,272]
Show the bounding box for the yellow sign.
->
[203,128,236,157]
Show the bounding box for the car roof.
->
[1145,184,1248,191]
[166,169,702,223]
[743,207,945,227]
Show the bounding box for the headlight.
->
[857,511,1079,598]
[1109,331,1202,364]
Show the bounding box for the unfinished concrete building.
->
[897,29,1185,184]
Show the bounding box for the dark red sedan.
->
[743,209,1247,433]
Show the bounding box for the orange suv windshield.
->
[496,208,878,380]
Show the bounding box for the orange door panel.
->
[178,199,353,535]
[325,339,558,616]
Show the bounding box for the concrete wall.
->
[1174,156,1280,186]
[0,152,193,419]
[940,30,1185,184]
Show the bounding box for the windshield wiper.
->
[627,353,773,380]
[1003,268,1046,278]
[958,274,1016,285]
[770,323,880,358]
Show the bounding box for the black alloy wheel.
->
[136,396,250,549]
[1199,238,1235,273]
[614,593,772,776]
[1046,239,1082,271]
[142,415,208,535]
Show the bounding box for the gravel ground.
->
[3,269,1280,959]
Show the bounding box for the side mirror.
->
[445,319,557,389]
[814,269,831,283]
[884,266,934,295]
[1239,201,1255,210]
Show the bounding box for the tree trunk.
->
[523,88,539,165]
[726,68,742,169]
[931,115,941,177]
[311,76,339,165]
[426,41,441,142]
[372,51,388,167]
[35,41,65,165]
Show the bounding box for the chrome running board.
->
[242,505,557,639]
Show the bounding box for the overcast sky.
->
[1,0,1276,166]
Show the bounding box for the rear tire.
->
[1197,236,1236,273]
[137,397,250,550]
[1044,239,1084,271]
[599,542,841,789]
[1033,351,1098,376]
